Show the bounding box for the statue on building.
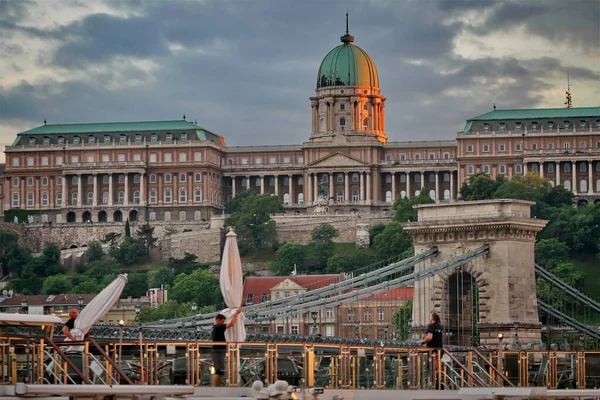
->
[317,179,326,199]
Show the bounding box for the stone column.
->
[572,161,577,194]
[260,175,265,195]
[539,162,544,178]
[157,174,163,205]
[329,173,334,198]
[313,173,318,200]
[307,173,312,204]
[366,172,371,202]
[77,174,82,206]
[50,177,55,208]
[62,174,67,207]
[359,172,365,202]
[344,172,349,203]
[187,173,193,204]
[406,172,411,199]
[246,175,250,190]
[556,162,561,186]
[274,175,279,197]
[124,173,129,205]
[288,175,293,204]
[35,177,40,208]
[140,173,145,205]
[588,161,593,193]
[435,171,440,203]
[450,171,455,201]
[108,173,113,206]
[93,174,98,206]
[20,178,25,208]
[420,171,425,190]
[523,162,528,175]
[391,172,396,202]
[232,177,236,198]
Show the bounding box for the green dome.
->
[317,33,379,89]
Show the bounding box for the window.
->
[57,136,64,144]
[499,144,506,152]
[119,134,127,143]
[71,176,77,185]
[254,157,262,165]
[580,120,587,129]
[165,173,172,183]
[87,175,93,185]
[71,192,78,205]
[548,143,554,150]
[88,135,96,144]
[27,157,34,166]
[429,152,435,160]
[564,163,571,172]
[28,137,35,145]
[55,193,62,206]
[179,211,186,221]
[339,103,346,110]
[363,118,369,130]
[194,189,202,202]
[298,156,304,164]
[27,177,33,186]
[181,132,187,141]
[467,165,474,175]
[132,153,141,162]
[400,154,406,161]
[499,165,506,174]
[118,175,125,184]
[352,189,359,202]
[378,309,385,321]
[149,190,157,204]
[515,144,522,151]
[428,173,435,183]
[483,144,489,152]
[563,142,570,149]
[531,164,539,173]
[414,173,421,183]
[164,189,172,203]
[415,153,421,160]
[117,191,124,203]
[87,191,93,205]
[12,193,19,208]
[322,174,328,182]
[102,191,108,204]
[99,155,108,162]
[283,156,291,164]
[194,173,201,182]
[580,141,587,149]
[179,189,187,202]
[117,154,125,162]
[515,122,522,131]
[135,134,142,142]
[339,117,346,130]
[164,211,171,221]
[564,121,571,129]
[443,173,450,182]
[499,122,506,131]
[580,162,587,172]
[385,154,392,161]
[149,153,157,163]
[483,123,489,131]
[515,164,523,173]
[269,177,275,187]
[467,145,473,152]
[87,155,94,163]
[597,141,600,149]
[179,173,186,182]
[148,174,156,184]
[547,163,554,173]
[104,135,111,143]
[363,309,371,322]
[531,143,538,150]
[337,173,344,183]
[352,173,359,183]
[241,158,248,165]
[269,157,276,164]
[246,294,254,305]
[531,122,538,131]
[99,175,108,185]
[337,190,344,202]
[151,133,158,142]
[133,174,140,184]
[179,153,187,162]
[12,178,18,187]
[194,152,202,162]
[56,176,62,186]
[41,156,48,166]
[43,136,50,145]
[548,121,555,129]
[483,165,490,175]
[164,153,172,162]
[166,133,173,141]
[11,157,19,167]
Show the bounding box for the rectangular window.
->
[467,145,474,152]
[241,158,248,165]
[117,154,125,162]
[87,155,94,162]
[12,158,19,167]
[532,143,538,150]
[133,154,141,161]
[339,104,346,110]
[297,156,304,164]
[71,156,79,163]
[400,154,406,161]
[164,153,172,162]
[104,135,111,143]
[515,144,522,151]
[283,156,291,164]
[179,153,187,162]
[102,155,109,162]
[443,152,450,159]
[149,154,157,163]
[483,144,489,152]
[27,157,34,166]
[41,157,48,166]
[269,157,276,164]
[56,156,63,165]
[498,144,506,152]
[135,134,142,142]
[194,152,201,162]
[255,157,262,164]
[120,135,127,143]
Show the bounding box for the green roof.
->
[467,107,600,122]
[18,120,203,135]
[317,32,378,89]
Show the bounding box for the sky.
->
[0,0,598,154]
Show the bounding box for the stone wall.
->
[160,229,222,263]
[273,214,359,244]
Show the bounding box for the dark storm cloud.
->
[0,0,598,146]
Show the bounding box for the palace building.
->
[3,28,600,224]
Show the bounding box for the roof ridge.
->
[41,119,193,127]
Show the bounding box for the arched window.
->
[102,175,109,184]
[563,180,571,191]
[443,173,450,182]
[337,190,344,202]
[87,191,93,204]
[596,179,600,192]
[428,173,435,183]
[283,193,290,205]
[149,190,157,204]
[515,164,522,173]
[548,163,554,173]
[414,190,421,197]
[564,163,571,173]
[443,189,450,201]
[26,193,34,207]
[194,211,201,221]
[179,173,186,182]
[133,174,140,184]
[55,193,62,206]
[71,176,78,185]
[133,191,140,204]
[87,176,93,185]
[352,173,359,183]
[164,189,172,203]
[12,193,19,208]
[297,193,304,205]
[179,189,187,203]
[400,174,406,183]
[337,173,344,183]
[149,212,156,221]
[150,174,157,183]
[117,191,125,203]
[41,192,48,207]
[580,162,587,172]
[41,177,48,186]
[195,173,201,182]
[483,165,490,175]
[385,190,391,203]
[467,165,474,175]
[499,165,506,174]
[429,190,436,201]
[164,211,171,221]
[118,175,125,184]
[179,211,186,221]
[71,192,78,205]
[363,118,369,130]
[548,180,555,187]
[165,174,172,183]
[580,180,587,193]
[102,191,109,204]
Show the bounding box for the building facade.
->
[3,28,600,223]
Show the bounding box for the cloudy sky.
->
[0,0,598,153]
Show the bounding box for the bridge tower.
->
[404,200,548,347]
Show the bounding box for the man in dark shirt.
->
[211,308,242,387]
[421,312,443,389]
[62,308,79,341]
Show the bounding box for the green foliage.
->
[125,219,131,237]
[8,277,43,295]
[0,230,22,276]
[326,252,377,274]
[225,191,284,255]
[136,223,158,255]
[3,209,41,223]
[43,274,72,294]
[170,269,222,307]
[539,204,600,255]
[271,243,306,275]
[459,173,505,201]
[167,253,205,275]
[147,265,176,289]
[85,242,105,264]
[392,299,413,341]
[311,223,339,243]
[136,301,217,323]
[121,272,148,298]
[71,278,102,294]
[535,239,570,269]
[368,224,386,246]
[110,237,148,265]
[373,222,413,261]
[101,232,122,247]
[86,259,119,281]
[224,190,256,214]
[392,192,434,222]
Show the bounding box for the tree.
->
[71,279,102,294]
[101,232,122,247]
[125,219,131,237]
[535,239,570,269]
[224,190,256,214]
[373,222,413,261]
[110,237,148,265]
[7,246,33,277]
[136,223,158,255]
[311,223,339,243]
[8,277,43,295]
[86,259,119,281]
[136,301,216,323]
[167,253,200,275]
[393,192,434,222]
[392,299,413,341]
[43,274,71,294]
[85,241,105,264]
[368,224,386,246]
[170,269,222,307]
[326,253,377,274]
[121,272,148,298]
[271,244,306,275]
[225,192,284,255]
[0,230,20,276]
[459,173,504,201]
[147,265,176,289]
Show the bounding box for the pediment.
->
[271,279,305,291]
[308,152,368,168]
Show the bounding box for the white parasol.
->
[219,230,246,342]
[65,274,128,351]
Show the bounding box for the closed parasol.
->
[219,230,246,342]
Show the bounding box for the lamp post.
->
[497,333,504,380]
[513,323,520,349]
[118,320,125,369]
[311,311,318,335]
[77,297,84,311]
[134,305,144,384]
[20,299,28,314]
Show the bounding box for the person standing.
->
[211,308,242,387]
[421,312,443,389]
[62,308,79,341]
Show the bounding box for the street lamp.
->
[311,311,318,335]
[20,299,28,314]
[191,304,197,313]
[118,320,125,370]
[77,297,84,310]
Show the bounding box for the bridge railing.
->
[3,334,600,390]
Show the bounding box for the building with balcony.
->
[2,26,599,223]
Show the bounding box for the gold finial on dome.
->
[341,12,354,44]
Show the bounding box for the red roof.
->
[0,294,150,307]
[243,275,342,305]
[365,287,413,301]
